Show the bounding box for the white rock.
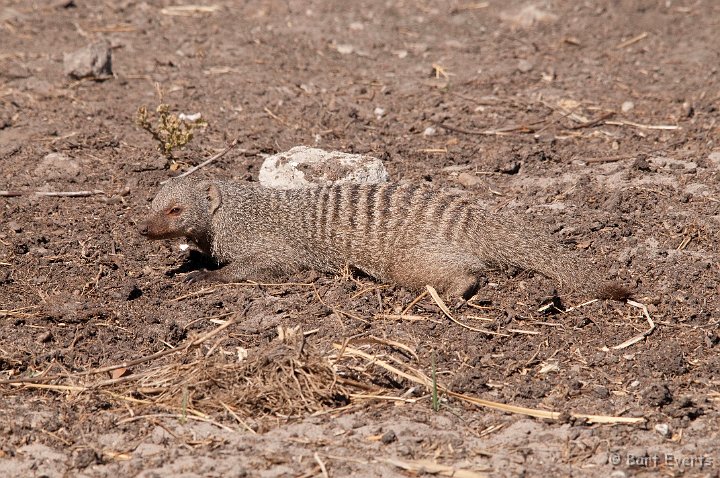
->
[335,44,354,55]
[621,101,635,112]
[654,423,671,437]
[178,112,202,122]
[258,146,389,190]
[374,107,386,118]
[422,126,436,137]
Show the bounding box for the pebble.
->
[38,331,53,343]
[422,126,436,136]
[335,44,354,55]
[63,42,113,79]
[374,107,386,118]
[380,430,397,444]
[517,59,534,73]
[621,101,634,112]
[457,172,483,188]
[654,423,671,437]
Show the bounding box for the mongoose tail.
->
[479,220,631,302]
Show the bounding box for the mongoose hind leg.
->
[388,250,485,300]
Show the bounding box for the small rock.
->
[178,112,202,122]
[423,126,436,137]
[374,107,386,118]
[380,430,397,444]
[258,146,389,189]
[38,331,53,343]
[63,42,112,79]
[593,385,609,399]
[335,44,354,55]
[7,221,21,233]
[633,156,651,171]
[72,448,98,469]
[517,59,534,73]
[707,151,720,167]
[681,101,694,118]
[501,5,558,27]
[621,101,634,113]
[34,152,81,180]
[654,423,670,437]
[457,172,483,188]
[497,160,521,175]
[396,445,412,457]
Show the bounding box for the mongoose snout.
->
[140,177,630,300]
[139,203,187,240]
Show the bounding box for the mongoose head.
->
[139,178,221,252]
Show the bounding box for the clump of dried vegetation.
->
[135,84,207,165]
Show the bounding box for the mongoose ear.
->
[207,183,222,215]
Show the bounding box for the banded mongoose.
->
[139,177,629,300]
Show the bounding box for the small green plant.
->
[135,103,206,159]
[431,351,440,412]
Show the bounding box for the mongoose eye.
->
[168,206,182,215]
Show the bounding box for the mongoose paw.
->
[183,269,227,284]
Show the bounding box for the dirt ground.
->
[1,0,719,476]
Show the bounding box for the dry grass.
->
[0,281,651,429]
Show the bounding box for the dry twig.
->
[162,138,241,184]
